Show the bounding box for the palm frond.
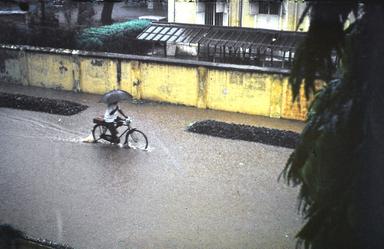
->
[290,3,357,100]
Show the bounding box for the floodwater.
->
[0,84,304,249]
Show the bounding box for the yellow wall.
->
[26,53,75,91]
[140,62,199,106]
[79,58,118,94]
[281,80,309,120]
[206,70,272,116]
[229,0,240,27]
[120,60,136,97]
[0,47,308,121]
[241,0,255,28]
[0,50,75,90]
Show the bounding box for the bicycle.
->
[92,116,148,150]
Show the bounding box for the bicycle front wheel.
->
[125,129,148,150]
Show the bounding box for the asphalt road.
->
[0,84,304,249]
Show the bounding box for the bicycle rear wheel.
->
[92,124,108,142]
[125,129,148,150]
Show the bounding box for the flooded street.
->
[0,84,304,249]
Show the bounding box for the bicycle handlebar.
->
[124,117,132,126]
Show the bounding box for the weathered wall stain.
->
[0,50,27,84]
[0,50,18,75]
[197,66,208,108]
[26,53,74,90]
[116,60,121,88]
[59,61,68,74]
[229,72,243,85]
[245,74,266,91]
[91,59,103,66]
[80,58,117,94]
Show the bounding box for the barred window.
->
[269,2,280,15]
[257,1,281,15]
[258,1,269,14]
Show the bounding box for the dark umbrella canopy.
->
[99,90,132,104]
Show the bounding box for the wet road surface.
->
[0,84,304,249]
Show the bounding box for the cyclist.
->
[104,102,128,143]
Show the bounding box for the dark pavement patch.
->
[187,120,300,148]
[0,92,88,115]
[0,224,75,249]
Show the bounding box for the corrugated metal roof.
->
[137,23,307,68]
[137,22,305,52]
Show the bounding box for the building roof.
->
[137,22,305,53]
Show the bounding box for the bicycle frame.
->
[117,124,132,139]
[93,118,148,149]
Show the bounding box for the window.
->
[215,12,223,26]
[205,2,215,25]
[258,1,269,14]
[269,2,281,15]
[258,1,281,15]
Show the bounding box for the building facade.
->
[168,0,309,31]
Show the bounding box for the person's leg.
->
[112,123,120,143]
[106,122,119,143]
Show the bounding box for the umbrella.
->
[99,90,132,104]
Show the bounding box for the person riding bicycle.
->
[104,102,128,143]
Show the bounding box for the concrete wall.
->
[174,1,197,24]
[240,0,309,31]
[0,45,309,120]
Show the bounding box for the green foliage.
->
[282,78,363,249]
[76,19,151,49]
[289,3,358,100]
[280,2,374,249]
